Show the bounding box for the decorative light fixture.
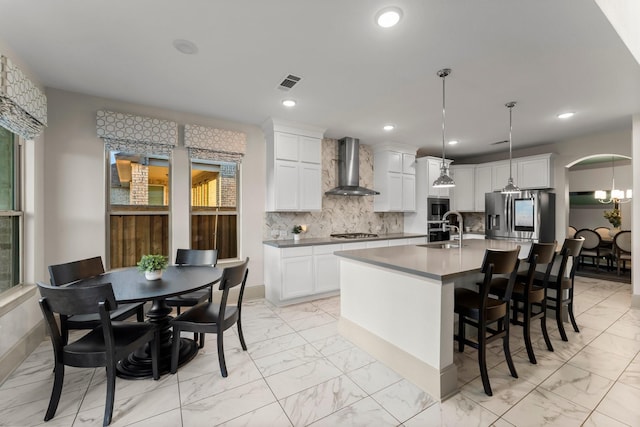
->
[432,68,455,188]
[595,156,632,204]
[501,102,521,194]
[375,7,403,28]
[282,99,296,107]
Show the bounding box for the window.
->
[0,127,22,292]
[191,160,238,260]
[108,151,170,268]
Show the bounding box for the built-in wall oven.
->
[427,197,450,242]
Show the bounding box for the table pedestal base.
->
[116,298,198,379]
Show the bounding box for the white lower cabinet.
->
[313,244,342,294]
[280,247,314,299]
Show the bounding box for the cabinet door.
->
[402,153,416,174]
[314,253,340,293]
[402,174,416,211]
[281,256,314,299]
[299,163,322,211]
[275,132,299,161]
[299,136,321,164]
[518,157,550,189]
[387,151,403,173]
[492,161,513,191]
[388,173,403,211]
[450,166,474,211]
[275,160,299,210]
[475,165,492,212]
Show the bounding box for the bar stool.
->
[489,242,557,364]
[454,246,521,396]
[538,237,584,341]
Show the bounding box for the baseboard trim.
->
[0,320,45,385]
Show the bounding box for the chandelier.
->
[594,156,632,204]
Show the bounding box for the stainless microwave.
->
[427,197,450,220]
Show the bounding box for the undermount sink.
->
[418,242,465,249]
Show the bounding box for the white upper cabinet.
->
[474,164,492,212]
[263,118,325,212]
[374,148,418,212]
[517,154,553,189]
[427,157,453,198]
[449,165,475,211]
[491,160,511,191]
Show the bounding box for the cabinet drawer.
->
[282,246,313,258]
[313,244,342,255]
[341,242,367,250]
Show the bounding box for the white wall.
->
[44,88,266,289]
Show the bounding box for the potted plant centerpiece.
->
[292,225,303,242]
[138,254,168,280]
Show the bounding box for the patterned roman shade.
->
[96,110,178,156]
[0,54,47,140]
[184,124,246,163]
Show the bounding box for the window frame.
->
[190,159,240,261]
[0,130,24,292]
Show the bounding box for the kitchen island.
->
[334,239,530,400]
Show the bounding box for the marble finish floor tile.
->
[2,277,639,427]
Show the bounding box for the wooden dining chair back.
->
[490,242,557,364]
[614,230,632,276]
[574,228,610,270]
[166,249,218,347]
[454,247,520,396]
[543,237,584,341]
[37,282,159,426]
[48,257,145,344]
[170,257,249,378]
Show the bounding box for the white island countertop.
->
[334,238,531,281]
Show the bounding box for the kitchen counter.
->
[262,232,428,248]
[335,238,531,400]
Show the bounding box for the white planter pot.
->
[293,234,300,242]
[145,270,163,280]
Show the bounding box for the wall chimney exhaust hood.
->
[325,137,380,196]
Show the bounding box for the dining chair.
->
[567,225,577,239]
[454,247,520,396]
[48,256,145,345]
[593,226,611,242]
[170,257,249,377]
[613,230,632,276]
[538,237,585,342]
[574,228,611,270]
[489,242,557,364]
[166,249,218,347]
[37,282,159,426]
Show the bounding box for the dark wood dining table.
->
[70,265,222,379]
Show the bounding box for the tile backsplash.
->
[264,138,404,240]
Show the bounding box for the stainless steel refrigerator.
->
[485,190,555,242]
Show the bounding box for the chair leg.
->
[568,291,580,333]
[523,303,536,364]
[237,318,247,351]
[477,328,492,396]
[104,364,116,426]
[217,332,228,377]
[457,314,465,352]
[503,313,518,379]
[556,299,568,342]
[44,362,64,421]
[151,331,160,380]
[199,333,206,349]
[540,301,554,352]
[136,305,144,322]
[170,326,181,374]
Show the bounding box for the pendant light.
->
[432,68,455,188]
[501,101,521,194]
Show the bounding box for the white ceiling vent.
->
[277,74,302,91]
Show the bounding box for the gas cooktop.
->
[330,233,379,239]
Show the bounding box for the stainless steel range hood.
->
[325,137,380,196]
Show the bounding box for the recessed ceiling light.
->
[557,112,575,119]
[282,99,296,107]
[172,39,198,55]
[383,124,395,131]
[448,140,459,145]
[375,7,403,28]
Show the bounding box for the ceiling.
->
[1,0,639,158]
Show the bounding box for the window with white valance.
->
[96,110,178,156]
[0,54,47,140]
